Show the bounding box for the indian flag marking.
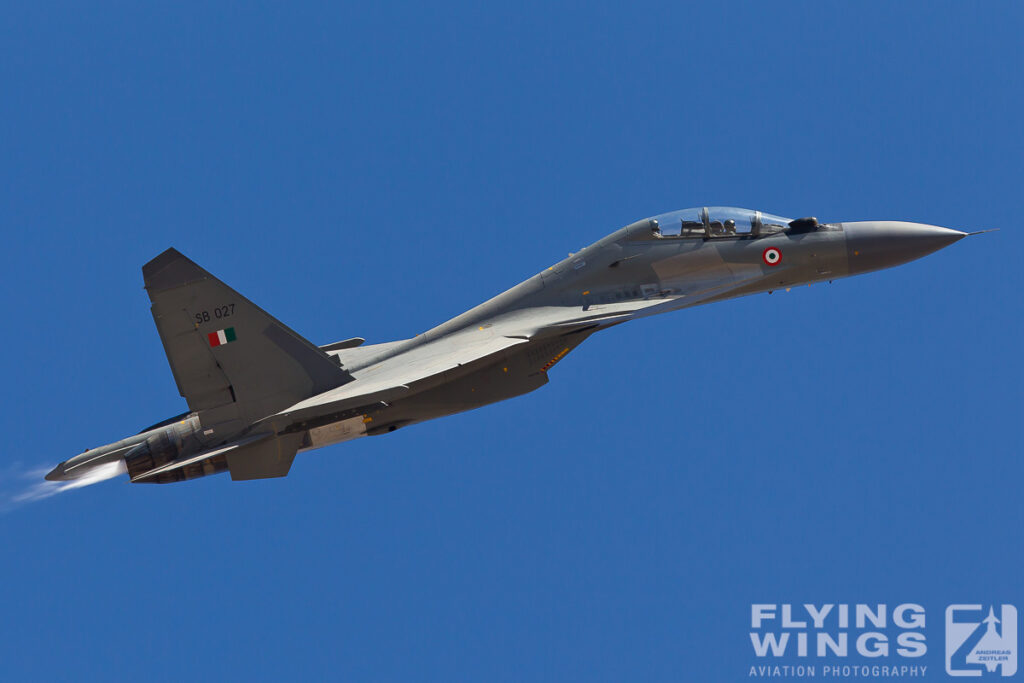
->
[207,327,237,347]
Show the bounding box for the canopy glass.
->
[646,207,792,239]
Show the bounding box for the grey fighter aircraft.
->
[47,207,975,484]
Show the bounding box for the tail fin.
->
[143,248,353,425]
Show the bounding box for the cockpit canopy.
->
[645,207,793,239]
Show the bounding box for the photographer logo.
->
[946,604,1017,677]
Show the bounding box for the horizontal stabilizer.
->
[226,433,304,480]
[130,433,273,483]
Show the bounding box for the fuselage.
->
[311,211,964,443]
[49,207,967,483]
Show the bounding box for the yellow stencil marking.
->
[541,347,570,372]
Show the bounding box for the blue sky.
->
[1,3,1021,681]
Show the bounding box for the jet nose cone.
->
[845,221,966,274]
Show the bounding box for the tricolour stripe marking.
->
[207,327,237,348]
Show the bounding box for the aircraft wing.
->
[267,279,761,428]
[270,330,531,423]
[128,431,306,483]
[269,300,674,426]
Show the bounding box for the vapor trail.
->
[2,460,126,510]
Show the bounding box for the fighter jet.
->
[47,207,976,484]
